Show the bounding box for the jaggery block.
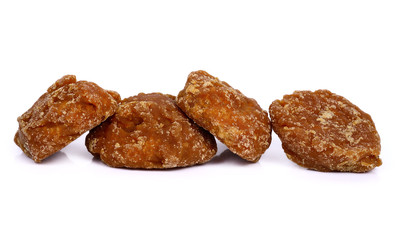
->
[269,89,382,172]
[85,93,217,169]
[177,70,272,162]
[15,75,120,162]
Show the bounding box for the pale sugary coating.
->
[269,90,382,172]
[86,93,217,169]
[15,75,120,162]
[177,70,272,162]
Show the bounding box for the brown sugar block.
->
[176,70,272,162]
[269,90,382,172]
[15,75,120,162]
[85,93,217,169]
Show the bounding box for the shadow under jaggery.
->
[207,148,254,166]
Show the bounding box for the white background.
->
[1,0,396,239]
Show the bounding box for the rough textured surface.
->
[177,70,272,162]
[269,89,382,172]
[15,75,120,162]
[86,93,217,169]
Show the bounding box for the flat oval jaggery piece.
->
[85,93,217,169]
[176,70,272,162]
[269,89,382,172]
[14,75,120,162]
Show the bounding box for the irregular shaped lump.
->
[86,93,217,169]
[177,70,272,162]
[15,75,120,162]
[269,89,382,172]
